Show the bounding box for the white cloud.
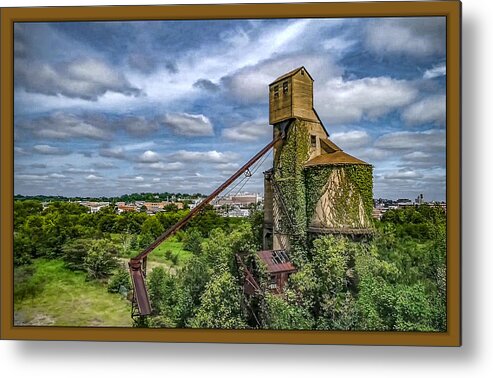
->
[221,53,341,104]
[19,112,110,140]
[402,95,446,126]
[49,173,66,178]
[15,57,141,101]
[121,116,158,136]
[137,150,160,163]
[375,129,445,150]
[33,144,70,155]
[222,120,271,142]
[99,146,126,159]
[365,18,446,57]
[316,77,418,124]
[86,174,103,181]
[330,130,371,149]
[147,162,185,171]
[384,168,423,180]
[159,113,214,137]
[169,150,239,163]
[63,167,96,174]
[402,151,432,162]
[423,63,446,79]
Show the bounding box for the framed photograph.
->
[0,1,461,345]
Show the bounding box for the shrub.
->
[107,267,131,294]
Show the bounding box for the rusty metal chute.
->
[129,135,282,317]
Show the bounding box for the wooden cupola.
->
[269,66,318,125]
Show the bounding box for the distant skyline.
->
[14,17,446,201]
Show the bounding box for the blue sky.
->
[14,17,446,200]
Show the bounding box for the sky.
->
[13,17,446,201]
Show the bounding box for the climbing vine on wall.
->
[274,120,310,262]
[345,165,374,220]
[304,164,373,229]
[304,165,334,222]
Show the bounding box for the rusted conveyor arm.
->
[128,136,280,316]
[130,136,280,265]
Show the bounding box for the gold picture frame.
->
[0,1,461,345]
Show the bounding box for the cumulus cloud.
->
[15,57,141,101]
[18,112,111,140]
[137,150,160,163]
[423,63,446,79]
[402,151,432,162]
[86,174,103,181]
[33,144,70,155]
[169,150,239,163]
[330,130,371,149]
[402,95,446,126]
[117,175,145,183]
[99,145,126,159]
[93,161,116,169]
[146,161,185,171]
[375,129,445,150]
[63,167,96,174]
[221,53,341,104]
[365,17,446,57]
[159,113,214,136]
[121,116,158,136]
[193,79,220,92]
[316,77,418,124]
[384,168,424,180]
[222,120,271,142]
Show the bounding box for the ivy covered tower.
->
[263,67,373,261]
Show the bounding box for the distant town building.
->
[213,192,262,208]
[117,204,137,214]
[78,201,110,213]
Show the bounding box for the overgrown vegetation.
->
[13,193,446,331]
[139,204,446,332]
[275,120,310,263]
[13,199,248,327]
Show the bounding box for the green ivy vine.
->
[274,120,310,262]
[304,164,373,229]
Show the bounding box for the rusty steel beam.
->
[130,263,152,316]
[127,135,281,316]
[129,135,281,265]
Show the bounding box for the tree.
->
[260,293,314,330]
[62,238,92,271]
[14,200,43,230]
[83,239,119,280]
[248,209,264,249]
[141,216,164,239]
[147,267,179,326]
[189,271,246,329]
[137,232,154,248]
[182,228,203,255]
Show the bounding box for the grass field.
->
[14,259,132,327]
[147,237,193,266]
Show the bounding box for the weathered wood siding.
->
[269,77,293,124]
[269,69,319,124]
[291,71,318,122]
[305,120,329,160]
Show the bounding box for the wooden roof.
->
[269,66,314,85]
[321,137,342,152]
[304,150,369,167]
